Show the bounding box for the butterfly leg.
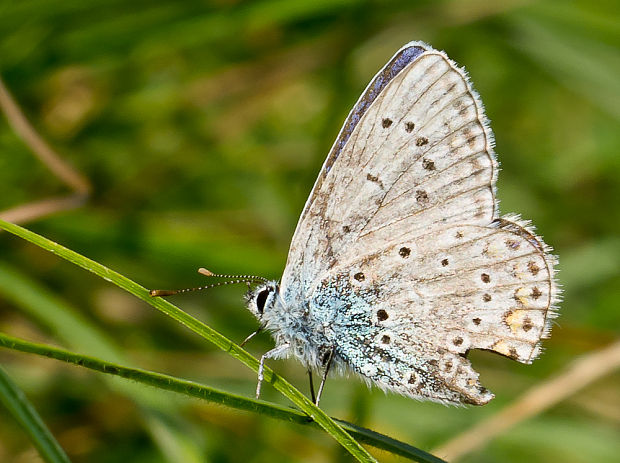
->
[256,343,290,400]
[315,348,334,407]
[240,325,263,348]
[308,369,316,404]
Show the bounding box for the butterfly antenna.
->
[149,268,268,297]
[197,268,269,283]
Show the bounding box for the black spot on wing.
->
[321,45,427,177]
[422,158,436,170]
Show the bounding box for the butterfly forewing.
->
[281,42,498,305]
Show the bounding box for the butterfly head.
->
[246,281,279,320]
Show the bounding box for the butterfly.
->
[153,41,559,406]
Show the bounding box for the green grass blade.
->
[337,420,447,463]
[0,219,377,462]
[0,332,445,463]
[0,366,71,463]
[0,262,206,463]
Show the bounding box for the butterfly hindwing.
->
[308,218,558,405]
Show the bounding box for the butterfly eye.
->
[255,289,270,314]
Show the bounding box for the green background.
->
[1,0,619,461]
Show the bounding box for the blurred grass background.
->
[0,0,619,462]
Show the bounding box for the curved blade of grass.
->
[0,332,446,463]
[0,262,206,463]
[0,365,71,463]
[0,219,376,462]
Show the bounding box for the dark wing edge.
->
[296,41,429,225]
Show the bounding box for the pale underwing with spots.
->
[243,41,560,405]
[154,41,560,406]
